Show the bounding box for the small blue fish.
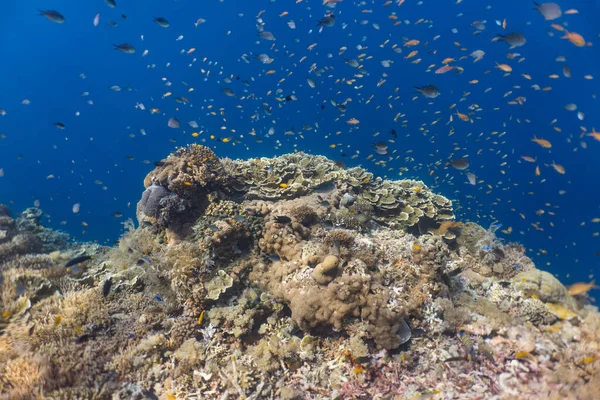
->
[154,296,163,302]
[481,245,492,251]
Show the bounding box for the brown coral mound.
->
[2,149,600,400]
[143,144,230,196]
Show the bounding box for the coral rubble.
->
[1,146,599,400]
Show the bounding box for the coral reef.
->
[1,147,600,400]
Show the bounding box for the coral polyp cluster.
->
[1,147,599,399]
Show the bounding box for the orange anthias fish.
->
[521,156,536,162]
[435,65,456,74]
[568,280,600,296]
[495,63,512,72]
[455,111,470,121]
[532,136,552,148]
[562,31,586,47]
[550,161,565,174]
[587,128,600,141]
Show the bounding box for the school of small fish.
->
[0,1,598,275]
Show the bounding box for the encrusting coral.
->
[1,145,600,400]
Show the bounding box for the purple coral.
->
[140,185,171,218]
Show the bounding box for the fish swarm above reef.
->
[2,146,600,399]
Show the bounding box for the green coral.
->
[205,270,234,300]
[229,152,454,229]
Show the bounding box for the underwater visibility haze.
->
[1,0,600,399]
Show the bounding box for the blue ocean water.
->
[0,0,598,285]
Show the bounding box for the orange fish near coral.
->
[568,280,600,296]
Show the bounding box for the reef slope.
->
[1,146,599,400]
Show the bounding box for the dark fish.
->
[64,255,92,268]
[314,181,335,194]
[113,43,135,54]
[39,9,65,24]
[496,32,526,48]
[75,334,93,344]
[444,267,463,278]
[107,21,118,27]
[444,356,467,363]
[267,254,281,262]
[445,158,469,171]
[321,220,334,229]
[153,17,170,28]
[317,13,335,27]
[274,216,291,224]
[153,161,166,167]
[414,85,441,99]
[54,122,66,129]
[121,14,127,19]
[102,277,112,297]
[136,259,146,266]
[113,212,123,218]
[142,390,159,400]
[390,129,397,138]
[105,0,117,8]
